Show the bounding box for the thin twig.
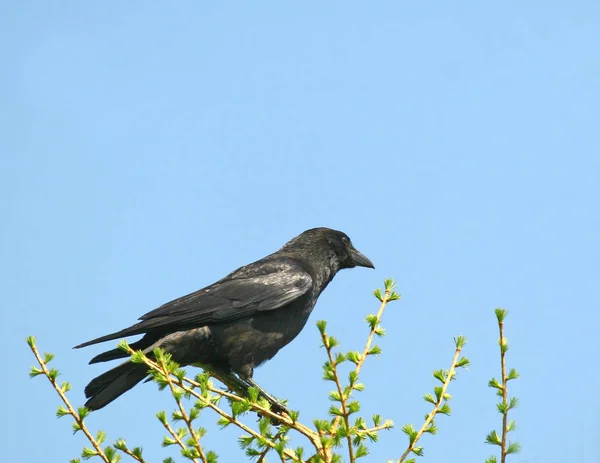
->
[160,416,200,463]
[256,430,284,463]
[159,358,208,463]
[363,423,394,434]
[322,330,355,462]
[498,318,508,463]
[255,443,272,463]
[331,288,392,435]
[115,444,148,463]
[397,344,463,463]
[28,341,110,463]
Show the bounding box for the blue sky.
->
[2,2,599,462]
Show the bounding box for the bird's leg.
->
[244,377,289,415]
[203,367,251,396]
[200,366,288,424]
[214,371,288,415]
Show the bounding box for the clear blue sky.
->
[2,2,599,462]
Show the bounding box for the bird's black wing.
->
[75,257,312,348]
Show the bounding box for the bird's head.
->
[282,228,375,271]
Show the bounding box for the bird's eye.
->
[341,236,349,245]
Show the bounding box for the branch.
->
[485,309,521,463]
[157,410,200,463]
[330,278,397,436]
[256,430,284,463]
[26,336,111,463]
[125,346,313,462]
[159,358,207,463]
[499,316,508,463]
[113,440,149,463]
[322,330,354,462]
[397,336,468,463]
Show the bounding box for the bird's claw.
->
[254,397,289,426]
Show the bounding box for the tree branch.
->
[159,357,207,463]
[26,337,111,463]
[397,340,464,463]
[127,347,312,462]
[322,330,354,462]
[330,283,393,436]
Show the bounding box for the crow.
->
[75,227,374,411]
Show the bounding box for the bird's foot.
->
[253,396,290,426]
[267,402,289,426]
[256,403,290,426]
[268,399,289,416]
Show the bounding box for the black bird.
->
[75,227,374,411]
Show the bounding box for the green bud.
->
[372,289,383,302]
[367,345,382,356]
[113,439,127,451]
[485,430,501,446]
[425,421,438,435]
[316,320,327,334]
[388,291,401,301]
[488,378,502,390]
[156,411,167,425]
[507,368,520,380]
[328,391,342,402]
[433,370,445,383]
[383,278,396,291]
[402,424,417,444]
[29,367,43,378]
[77,407,90,420]
[456,357,470,368]
[347,400,360,414]
[328,406,344,416]
[507,442,521,454]
[365,314,378,329]
[412,446,424,456]
[438,403,451,415]
[494,308,507,322]
[171,410,184,421]
[217,417,232,428]
[346,351,362,364]
[373,327,386,337]
[95,430,106,444]
[454,335,467,349]
[355,444,369,458]
[81,447,98,459]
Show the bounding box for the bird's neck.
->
[310,255,340,294]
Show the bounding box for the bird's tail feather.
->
[84,361,149,410]
[74,323,148,349]
[88,334,161,364]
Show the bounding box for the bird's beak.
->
[350,248,375,269]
